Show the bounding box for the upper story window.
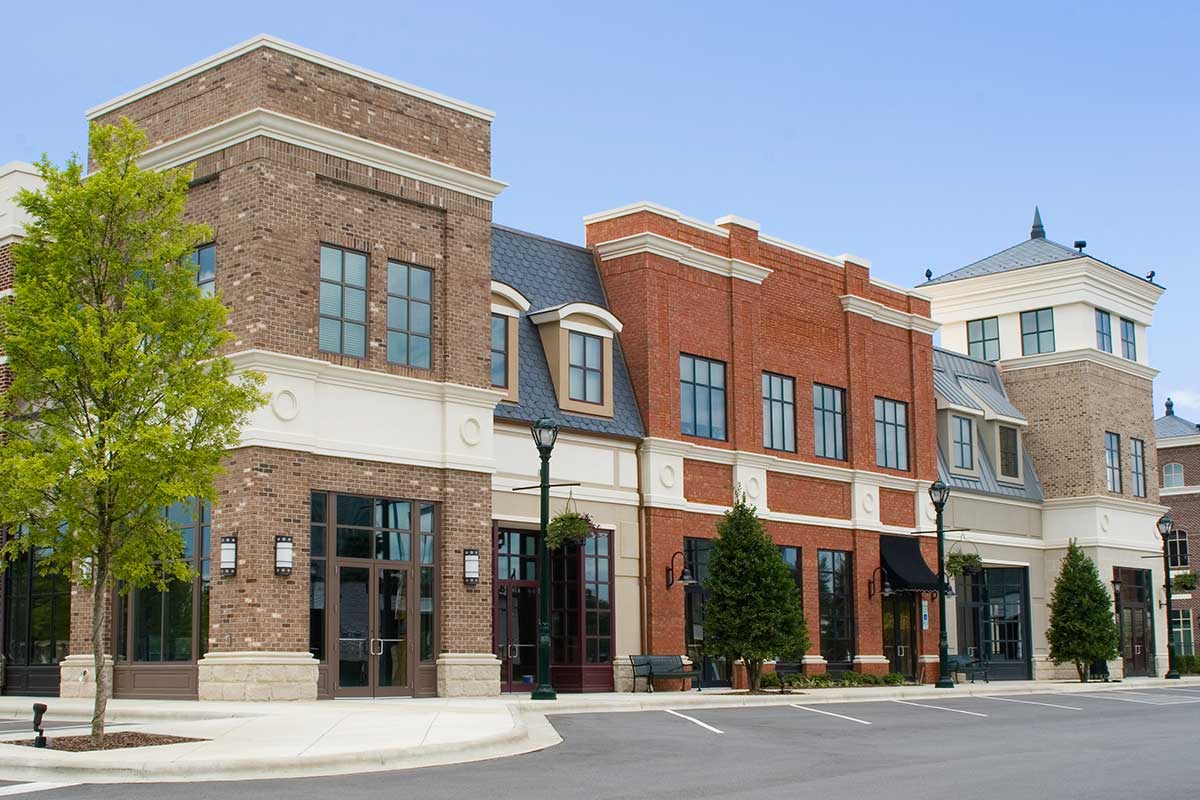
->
[681,354,727,441]
[967,317,1000,361]
[386,262,432,369]
[490,314,508,388]
[1120,318,1137,360]
[874,397,909,471]
[188,243,216,297]
[812,383,846,460]
[1020,308,1055,355]
[319,245,367,358]
[1164,462,1184,488]
[568,331,603,404]
[1167,530,1189,568]
[998,425,1020,481]
[762,373,796,452]
[1104,432,1122,493]
[1095,310,1112,353]
[952,415,974,470]
[1130,438,1147,498]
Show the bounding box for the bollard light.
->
[32,703,47,749]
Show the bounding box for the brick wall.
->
[0,242,13,290]
[1002,361,1158,502]
[1159,441,1200,655]
[683,460,733,506]
[768,472,851,518]
[880,488,916,527]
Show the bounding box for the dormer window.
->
[952,415,974,470]
[490,281,531,403]
[528,302,622,417]
[998,425,1020,480]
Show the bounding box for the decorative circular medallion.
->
[460,416,482,446]
[271,389,299,421]
[746,476,761,499]
[862,490,876,514]
[660,464,677,489]
[1100,513,1111,532]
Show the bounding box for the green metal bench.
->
[946,653,989,683]
[629,655,701,692]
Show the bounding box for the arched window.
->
[1164,462,1184,489]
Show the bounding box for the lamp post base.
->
[1165,670,1181,680]
[935,677,955,689]
[531,685,558,700]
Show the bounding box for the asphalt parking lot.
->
[4,686,1200,798]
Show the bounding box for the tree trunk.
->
[1075,660,1087,683]
[746,660,762,692]
[90,559,108,745]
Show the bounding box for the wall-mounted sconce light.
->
[220,535,238,576]
[275,535,294,576]
[666,551,696,589]
[868,566,893,599]
[464,548,480,585]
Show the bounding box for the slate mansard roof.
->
[490,225,644,439]
[1155,399,1200,440]
[932,348,1044,502]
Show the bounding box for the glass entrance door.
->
[1115,568,1153,677]
[955,567,1031,680]
[882,593,917,679]
[335,564,411,696]
[497,584,539,692]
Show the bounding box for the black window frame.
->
[1105,432,1122,493]
[188,242,217,297]
[680,354,727,441]
[2,532,70,670]
[568,330,604,405]
[1120,318,1137,361]
[812,383,846,460]
[998,425,1020,480]
[318,244,369,358]
[1095,309,1112,353]
[967,317,1000,361]
[817,549,854,666]
[1166,530,1189,569]
[874,397,909,471]
[952,415,974,470]
[386,261,433,369]
[762,372,797,452]
[1020,308,1055,355]
[1130,437,1146,498]
[778,545,803,609]
[490,314,509,389]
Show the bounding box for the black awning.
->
[880,535,942,593]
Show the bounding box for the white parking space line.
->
[1069,693,1169,705]
[1116,689,1200,701]
[789,704,872,725]
[891,699,988,717]
[0,784,78,797]
[664,709,724,734]
[979,695,1082,711]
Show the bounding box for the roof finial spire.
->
[1166,397,1175,416]
[1030,206,1045,240]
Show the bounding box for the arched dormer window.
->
[1164,462,1184,489]
[528,302,623,417]
[490,281,531,403]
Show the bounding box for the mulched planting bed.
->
[4,732,204,752]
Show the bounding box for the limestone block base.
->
[801,655,828,676]
[612,658,635,692]
[436,653,501,697]
[197,651,319,701]
[58,654,113,699]
[1032,656,1124,682]
[852,655,890,676]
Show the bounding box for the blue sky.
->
[4,1,1197,418]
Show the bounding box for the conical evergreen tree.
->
[703,493,809,691]
[1047,540,1120,682]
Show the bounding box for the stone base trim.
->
[198,651,319,701]
[437,653,501,697]
[852,655,890,676]
[59,654,113,699]
[613,657,635,692]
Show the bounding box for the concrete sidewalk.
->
[0,676,1195,783]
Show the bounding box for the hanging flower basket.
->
[545,493,595,550]
[1173,571,1198,591]
[946,551,983,577]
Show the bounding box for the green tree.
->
[702,493,810,691]
[1046,540,1120,682]
[0,120,266,742]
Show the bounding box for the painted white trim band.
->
[137,108,507,201]
[840,295,939,336]
[490,280,531,313]
[593,232,772,284]
[998,347,1158,381]
[584,201,731,238]
[87,34,496,121]
[528,302,623,333]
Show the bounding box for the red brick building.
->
[1155,399,1200,663]
[585,204,945,682]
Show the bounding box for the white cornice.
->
[1158,434,1200,449]
[592,232,772,285]
[922,257,1163,325]
[840,295,939,336]
[998,347,1158,381]
[1159,486,1200,497]
[87,34,496,122]
[583,202,730,238]
[1042,495,1169,515]
[714,214,760,231]
[490,280,531,313]
[528,302,623,333]
[137,108,507,201]
[228,349,504,408]
[639,436,926,492]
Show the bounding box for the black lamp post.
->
[929,480,954,688]
[530,417,559,700]
[1159,514,1181,680]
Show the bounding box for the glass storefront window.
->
[817,550,854,666]
[3,541,70,668]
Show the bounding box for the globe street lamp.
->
[530,418,559,700]
[929,480,954,689]
[1158,514,1181,680]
